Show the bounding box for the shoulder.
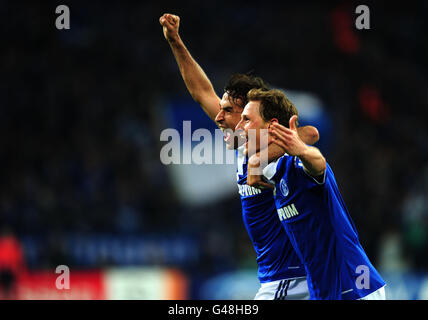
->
[262,155,290,181]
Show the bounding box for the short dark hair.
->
[247,88,298,127]
[224,73,269,108]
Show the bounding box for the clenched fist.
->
[159,13,180,43]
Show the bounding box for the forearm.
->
[167,36,219,119]
[298,146,326,177]
[249,128,317,170]
[248,144,281,171]
[247,149,274,189]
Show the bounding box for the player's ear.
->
[268,118,279,129]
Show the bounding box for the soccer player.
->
[160,13,319,299]
[236,88,386,299]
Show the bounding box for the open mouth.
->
[220,127,234,144]
[235,129,248,148]
[220,128,247,148]
[223,130,232,143]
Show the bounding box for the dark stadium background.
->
[0,1,427,299]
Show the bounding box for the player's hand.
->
[269,116,307,157]
[159,13,180,43]
[247,154,274,190]
[247,174,275,190]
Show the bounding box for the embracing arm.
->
[160,13,220,121]
[297,125,319,146]
[247,143,283,189]
[247,121,320,188]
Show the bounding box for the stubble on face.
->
[216,93,245,149]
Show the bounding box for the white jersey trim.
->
[302,166,326,185]
[236,145,245,176]
[262,158,281,180]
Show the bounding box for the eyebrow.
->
[220,104,233,111]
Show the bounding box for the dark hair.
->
[247,88,298,127]
[223,73,269,108]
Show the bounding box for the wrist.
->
[167,34,181,46]
[297,144,310,159]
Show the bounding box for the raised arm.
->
[247,122,320,188]
[270,116,326,177]
[160,13,220,121]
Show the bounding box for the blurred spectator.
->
[0,227,26,299]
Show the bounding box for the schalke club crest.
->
[280,178,289,197]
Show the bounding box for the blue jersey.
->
[263,155,386,299]
[236,147,306,283]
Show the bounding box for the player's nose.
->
[215,110,224,123]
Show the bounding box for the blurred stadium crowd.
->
[0,0,427,296]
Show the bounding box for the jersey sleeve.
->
[293,156,326,187]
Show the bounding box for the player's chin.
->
[244,141,263,158]
[225,141,236,150]
[243,141,250,156]
[225,135,246,150]
[242,146,247,156]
